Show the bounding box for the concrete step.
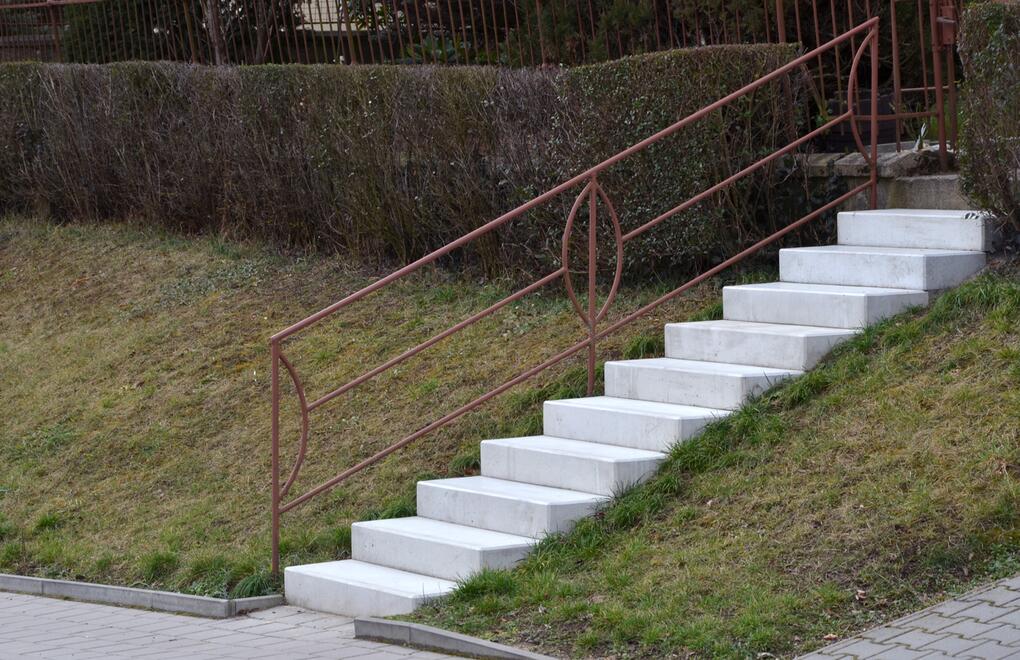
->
[838,209,994,252]
[283,560,456,617]
[416,476,608,538]
[780,245,985,291]
[543,396,730,452]
[724,282,928,329]
[351,517,536,582]
[604,358,801,410]
[665,320,857,371]
[480,435,665,496]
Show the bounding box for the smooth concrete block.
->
[416,476,608,538]
[351,517,536,582]
[724,282,929,329]
[543,396,729,452]
[779,245,986,291]
[480,435,665,496]
[665,320,857,371]
[604,358,800,410]
[838,209,993,251]
[284,560,455,617]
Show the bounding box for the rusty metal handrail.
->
[269,17,881,573]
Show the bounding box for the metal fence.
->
[0,1,961,159]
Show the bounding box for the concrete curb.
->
[0,573,283,618]
[355,617,558,659]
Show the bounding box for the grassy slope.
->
[0,216,719,597]
[411,263,1020,658]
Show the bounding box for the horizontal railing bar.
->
[271,17,879,345]
[0,0,100,9]
[305,267,567,412]
[280,180,872,514]
[621,110,853,243]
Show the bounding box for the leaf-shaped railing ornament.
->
[561,176,624,394]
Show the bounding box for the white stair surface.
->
[665,320,857,371]
[779,245,985,291]
[284,560,456,617]
[417,476,609,538]
[283,205,993,618]
[723,282,929,329]
[838,209,993,251]
[543,396,730,452]
[351,517,536,581]
[605,358,801,410]
[480,435,665,496]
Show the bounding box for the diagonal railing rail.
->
[269,17,881,573]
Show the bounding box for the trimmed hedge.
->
[0,45,799,275]
[959,1,1020,234]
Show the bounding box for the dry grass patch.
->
[0,216,719,596]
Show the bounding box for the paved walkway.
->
[804,574,1020,659]
[0,591,459,659]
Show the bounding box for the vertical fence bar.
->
[928,0,948,169]
[891,0,903,150]
[270,340,282,576]
[870,26,880,209]
[586,178,598,397]
[775,0,786,42]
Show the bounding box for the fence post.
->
[870,26,880,210]
[928,0,949,170]
[270,340,281,575]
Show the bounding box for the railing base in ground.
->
[267,17,884,574]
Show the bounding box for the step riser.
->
[284,566,451,617]
[543,401,722,452]
[838,211,993,251]
[605,362,796,410]
[664,324,856,371]
[780,248,986,291]
[416,483,605,538]
[351,524,534,582]
[723,287,929,329]
[480,442,663,496]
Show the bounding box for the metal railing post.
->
[929,0,949,170]
[870,25,880,210]
[270,340,281,575]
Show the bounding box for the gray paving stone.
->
[919,633,984,655]
[904,613,959,632]
[861,626,910,642]
[956,602,1017,623]
[887,630,947,649]
[838,639,894,657]
[967,587,1020,607]
[942,618,1006,638]
[0,592,461,660]
[963,641,1017,659]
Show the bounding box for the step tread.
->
[285,560,457,598]
[782,244,985,257]
[842,208,981,219]
[545,396,731,420]
[725,281,927,297]
[482,435,666,462]
[606,357,801,378]
[419,475,609,505]
[353,516,538,547]
[666,319,857,338]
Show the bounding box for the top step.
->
[838,210,994,252]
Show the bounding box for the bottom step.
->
[284,560,456,617]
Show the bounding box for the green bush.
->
[0,45,799,276]
[959,2,1020,235]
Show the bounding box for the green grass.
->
[0,215,723,597]
[410,265,1020,658]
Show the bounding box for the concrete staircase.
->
[284,209,992,617]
